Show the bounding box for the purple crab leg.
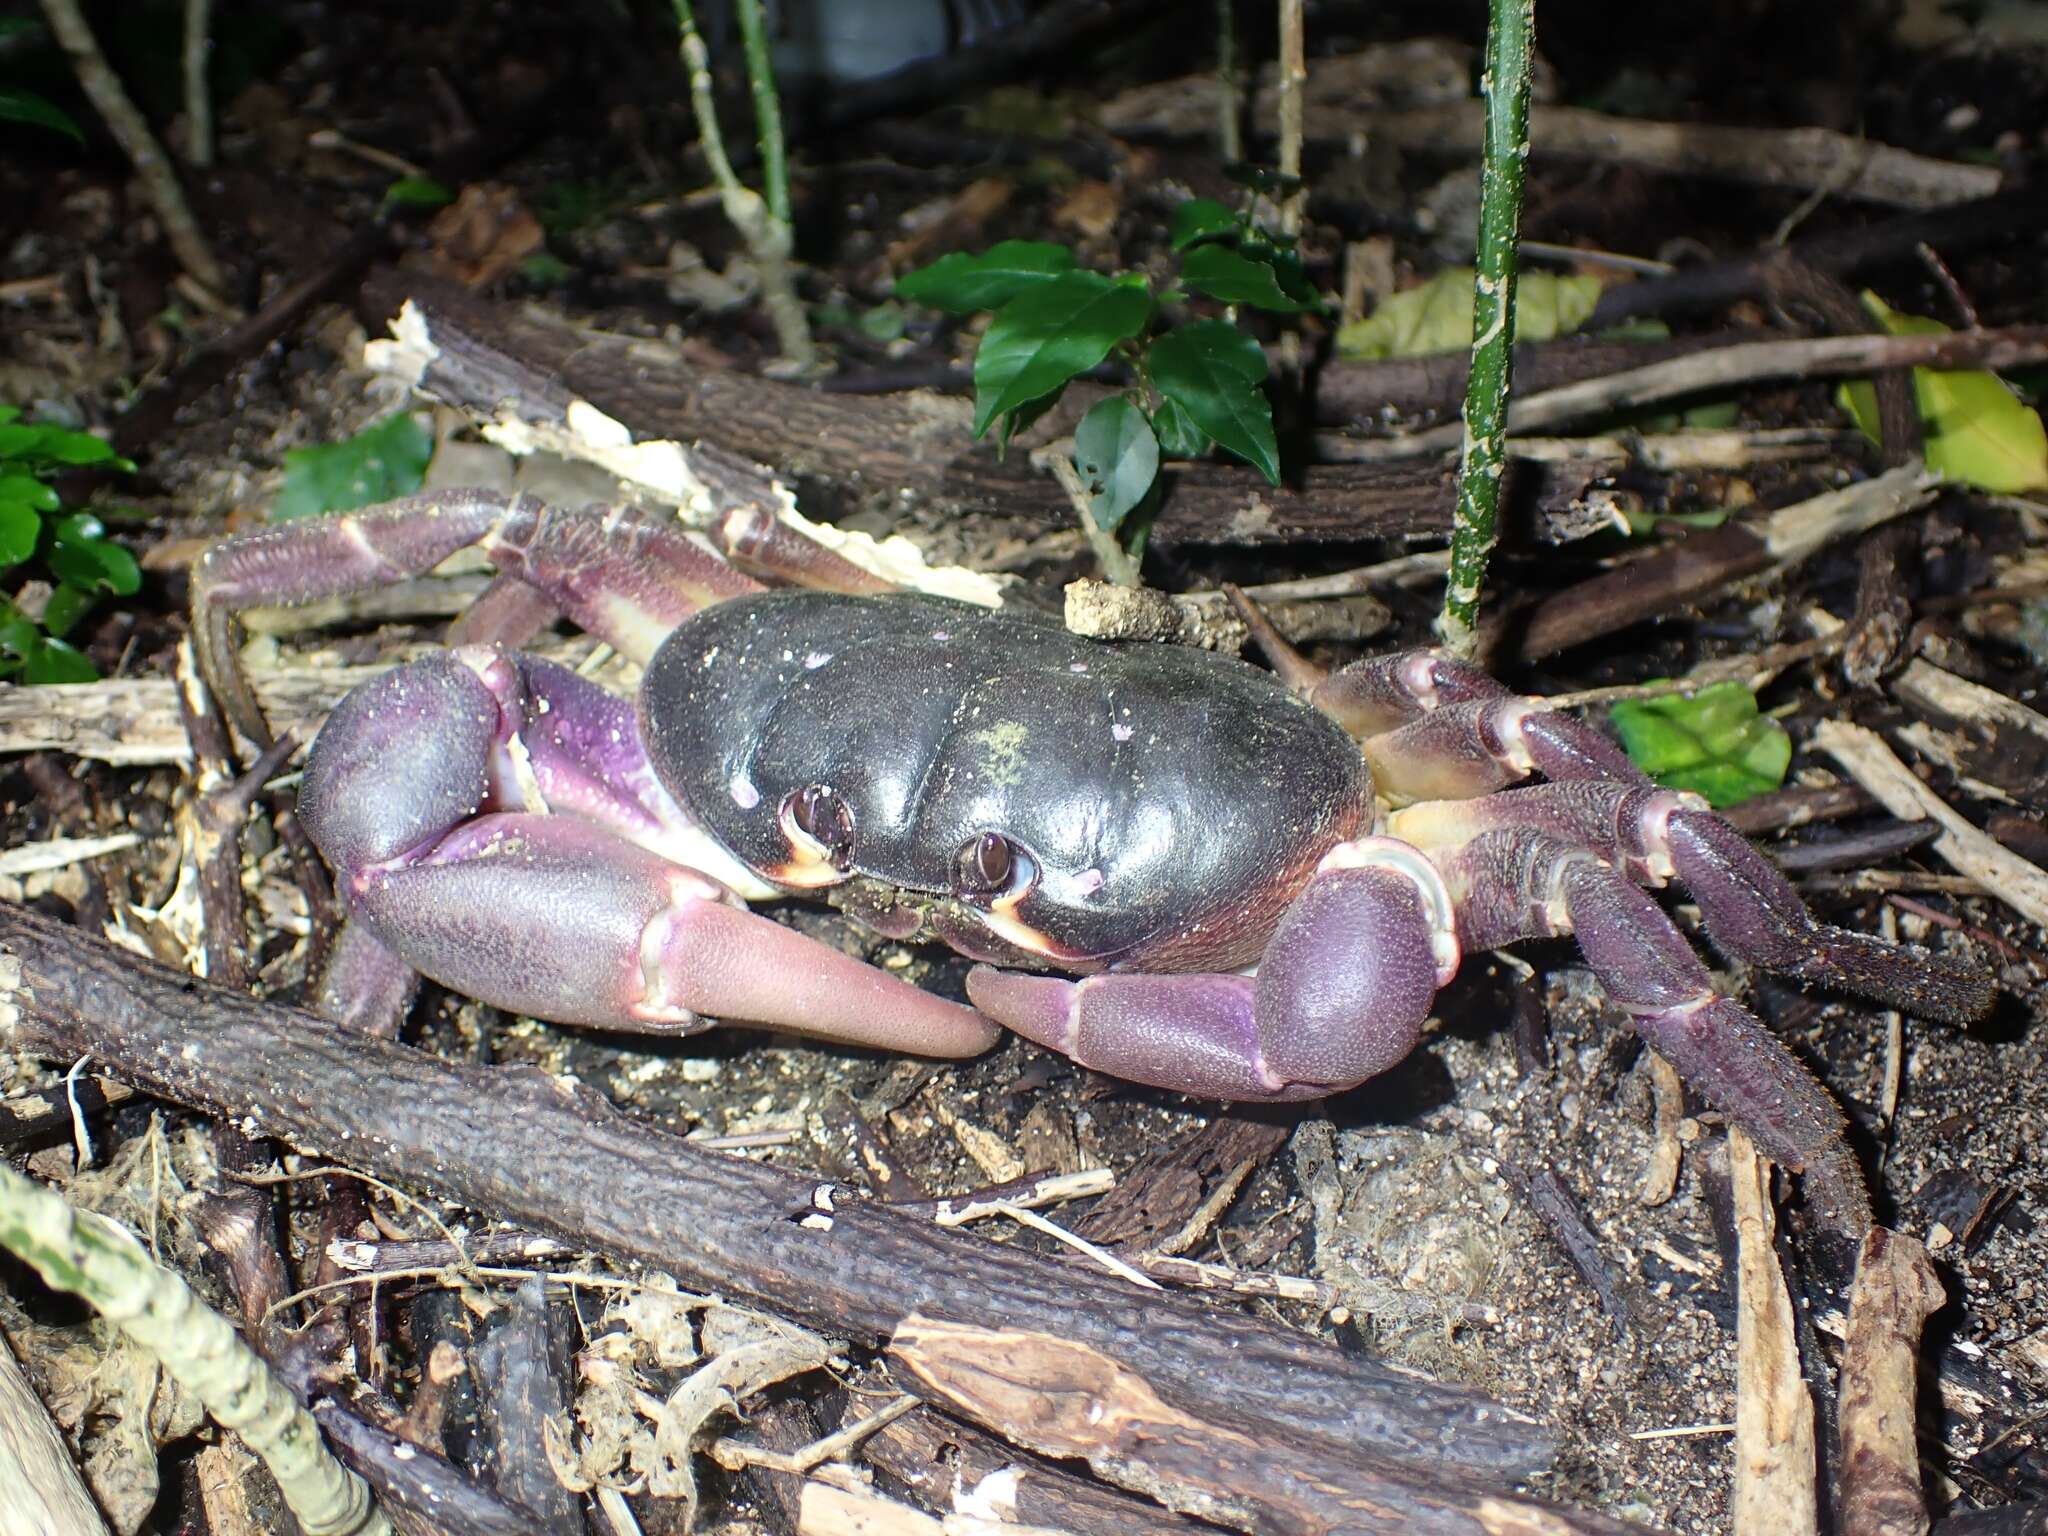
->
[1278,650,1643,803]
[191,490,763,743]
[297,643,994,1055]
[1429,825,1872,1230]
[713,502,899,594]
[1389,783,1993,1023]
[968,839,1460,1101]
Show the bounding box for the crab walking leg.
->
[1391,785,1994,1023]
[297,645,993,1055]
[190,490,764,741]
[1429,826,1873,1231]
[1295,652,1646,804]
[968,839,1460,1101]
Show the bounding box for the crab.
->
[193,488,1993,1232]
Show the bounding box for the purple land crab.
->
[193,489,1992,1231]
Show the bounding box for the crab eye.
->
[785,783,855,868]
[954,831,1014,895]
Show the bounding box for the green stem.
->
[670,0,814,369]
[730,0,790,226]
[0,1161,390,1536]
[1435,0,1534,659]
[1215,0,1240,162]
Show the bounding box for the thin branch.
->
[1274,0,1305,237]
[181,0,213,166]
[1357,324,2048,459]
[37,0,225,295]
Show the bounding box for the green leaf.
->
[972,272,1152,439]
[1169,198,1238,251]
[23,635,97,684]
[0,474,59,512]
[0,423,55,459]
[1238,239,1320,308]
[1337,268,1602,360]
[519,251,573,287]
[42,428,125,467]
[1145,320,1278,484]
[1620,503,1735,538]
[857,300,908,343]
[896,241,1077,315]
[381,175,454,210]
[997,389,1066,451]
[272,412,435,522]
[1181,244,1316,314]
[1072,398,1160,531]
[47,513,141,596]
[0,407,19,425]
[40,582,96,639]
[0,500,39,566]
[1837,292,2048,493]
[0,602,39,667]
[0,88,84,145]
[1608,682,1792,808]
[1150,396,1211,458]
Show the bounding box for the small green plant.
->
[0,409,139,683]
[272,412,433,523]
[1609,681,1791,808]
[896,199,1320,551]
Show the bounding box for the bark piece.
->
[889,1315,1667,1536]
[1839,1229,1945,1536]
[863,1397,1211,1536]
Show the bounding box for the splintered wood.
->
[1729,1129,1819,1536]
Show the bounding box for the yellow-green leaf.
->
[1837,292,2048,493]
[1336,269,1602,361]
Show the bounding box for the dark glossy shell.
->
[640,592,1371,970]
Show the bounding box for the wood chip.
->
[1730,1129,1819,1536]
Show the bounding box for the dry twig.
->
[36,0,225,294]
[1729,1129,1819,1536]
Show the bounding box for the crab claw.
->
[298,648,996,1059]
[968,842,1459,1101]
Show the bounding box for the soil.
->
[2,2,2047,1534]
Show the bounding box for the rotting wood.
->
[355,272,1606,550]
[889,1314,1668,1536]
[0,903,1557,1485]
[1838,1228,1945,1536]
